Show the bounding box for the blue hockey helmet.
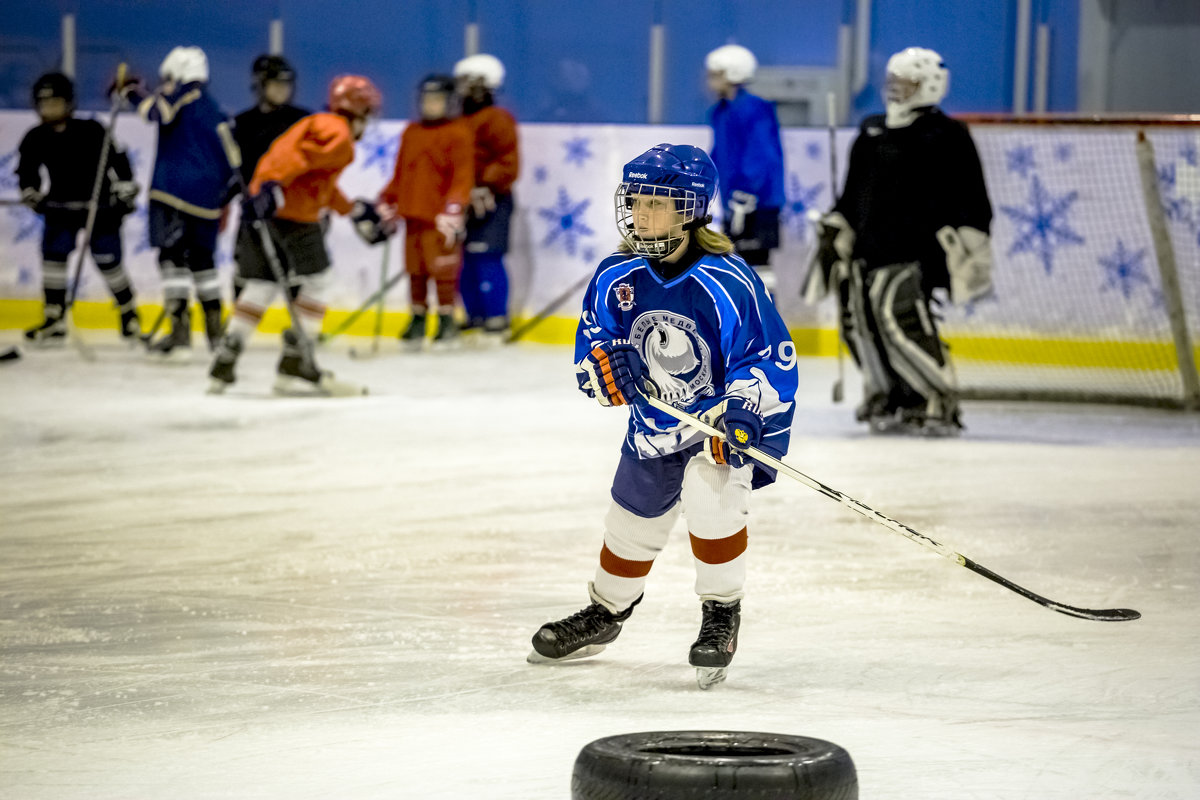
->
[615,143,718,258]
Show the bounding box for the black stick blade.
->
[962,557,1141,622]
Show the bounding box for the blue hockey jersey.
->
[137,81,238,220]
[708,87,786,211]
[575,246,798,487]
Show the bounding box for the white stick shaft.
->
[643,395,960,561]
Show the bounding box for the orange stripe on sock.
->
[233,302,265,322]
[600,544,654,578]
[690,528,748,565]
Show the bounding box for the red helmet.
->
[328,74,382,118]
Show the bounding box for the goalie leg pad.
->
[847,262,897,407]
[870,263,959,420]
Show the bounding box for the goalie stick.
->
[826,92,846,404]
[641,392,1141,622]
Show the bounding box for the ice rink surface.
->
[2,338,1198,799]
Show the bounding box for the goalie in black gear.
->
[17,72,141,345]
[806,47,993,435]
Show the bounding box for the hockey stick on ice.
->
[316,248,405,345]
[641,392,1141,622]
[505,269,594,344]
[825,92,846,404]
[62,63,129,362]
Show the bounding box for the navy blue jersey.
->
[708,88,785,211]
[575,246,797,486]
[137,82,238,219]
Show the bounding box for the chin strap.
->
[682,214,713,232]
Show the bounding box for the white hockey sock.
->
[681,458,751,601]
[591,501,680,614]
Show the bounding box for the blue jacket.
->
[137,82,238,219]
[708,87,786,211]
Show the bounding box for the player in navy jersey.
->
[528,143,798,689]
[17,72,141,344]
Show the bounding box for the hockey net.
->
[938,115,1200,409]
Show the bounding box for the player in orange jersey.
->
[378,75,474,349]
[207,75,389,395]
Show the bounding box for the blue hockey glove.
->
[248,181,284,220]
[580,339,647,407]
[703,399,763,469]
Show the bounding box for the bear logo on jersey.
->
[615,283,635,311]
[629,311,713,405]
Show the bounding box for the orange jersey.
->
[250,112,356,223]
[461,105,519,194]
[378,119,473,224]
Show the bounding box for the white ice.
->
[1,337,1198,799]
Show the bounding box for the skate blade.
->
[24,337,66,349]
[526,644,607,664]
[206,378,231,395]
[149,348,194,365]
[272,374,368,398]
[695,666,728,690]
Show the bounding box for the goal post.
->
[939,114,1200,410]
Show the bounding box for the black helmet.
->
[252,54,295,86]
[32,72,74,107]
[419,74,456,96]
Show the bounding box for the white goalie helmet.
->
[160,46,209,84]
[454,53,505,90]
[705,44,757,85]
[885,47,948,111]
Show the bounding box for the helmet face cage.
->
[615,182,703,258]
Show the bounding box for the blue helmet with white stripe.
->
[616,143,718,258]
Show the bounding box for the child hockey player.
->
[18,72,140,344]
[814,47,993,435]
[231,54,310,300]
[453,53,519,339]
[207,74,388,396]
[528,143,798,689]
[118,46,239,360]
[377,74,473,349]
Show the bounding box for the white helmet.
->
[454,53,505,90]
[885,47,948,111]
[160,46,209,84]
[705,44,757,85]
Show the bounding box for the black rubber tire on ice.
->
[572,730,857,800]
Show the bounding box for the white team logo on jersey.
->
[615,283,635,311]
[629,311,713,404]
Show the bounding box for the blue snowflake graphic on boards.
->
[999,174,1084,274]
[1098,239,1153,300]
[804,141,822,161]
[1053,142,1074,163]
[1181,140,1198,168]
[1006,144,1036,178]
[538,187,593,256]
[0,149,19,193]
[563,137,593,167]
[781,174,825,242]
[357,125,398,176]
[8,206,43,245]
[533,165,549,184]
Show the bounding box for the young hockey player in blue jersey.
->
[528,143,798,689]
[705,45,785,284]
[116,46,240,360]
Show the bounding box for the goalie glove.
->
[247,181,284,220]
[801,211,855,304]
[578,339,647,407]
[435,204,466,248]
[349,199,392,245]
[937,225,994,304]
[700,398,763,470]
[727,190,758,237]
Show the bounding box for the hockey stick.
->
[826,91,846,404]
[371,238,389,353]
[61,63,128,361]
[505,269,594,344]
[316,262,406,344]
[641,392,1141,622]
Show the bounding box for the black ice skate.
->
[399,311,426,351]
[428,311,460,350]
[689,599,741,690]
[528,595,641,664]
[206,334,243,394]
[24,311,66,346]
[273,329,366,397]
[119,308,141,344]
[148,307,193,363]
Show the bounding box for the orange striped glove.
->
[580,340,647,407]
